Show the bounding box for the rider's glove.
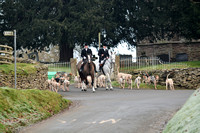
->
[83,56,86,59]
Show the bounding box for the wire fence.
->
[120,57,188,72]
[45,62,71,73]
[44,57,188,74]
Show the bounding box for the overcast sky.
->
[91,43,136,56]
[74,43,136,61]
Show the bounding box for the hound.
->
[166,73,175,90]
[147,75,159,89]
[117,67,132,81]
[119,76,126,89]
[51,77,61,92]
[134,76,142,89]
[142,75,148,84]
[74,75,79,88]
[98,74,106,88]
[46,79,52,91]
[127,76,133,89]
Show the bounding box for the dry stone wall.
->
[0,64,48,90]
[131,68,200,89]
[137,41,200,61]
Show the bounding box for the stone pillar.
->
[114,55,120,78]
[70,58,77,76]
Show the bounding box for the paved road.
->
[20,87,194,133]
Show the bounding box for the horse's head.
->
[110,52,115,63]
[87,54,91,63]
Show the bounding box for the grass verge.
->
[163,89,200,133]
[48,67,71,73]
[0,63,37,75]
[0,87,71,133]
[183,61,200,68]
[120,61,200,72]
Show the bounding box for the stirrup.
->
[80,68,83,72]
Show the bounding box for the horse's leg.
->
[94,76,97,89]
[91,74,95,92]
[81,81,85,91]
[105,76,109,90]
[106,73,113,90]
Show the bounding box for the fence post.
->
[114,55,120,78]
[70,58,77,76]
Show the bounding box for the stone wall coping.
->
[137,41,200,46]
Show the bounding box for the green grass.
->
[163,89,200,133]
[120,61,200,72]
[0,87,71,133]
[0,63,37,75]
[48,67,71,73]
[183,61,200,68]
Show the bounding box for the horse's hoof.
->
[106,89,108,91]
[110,89,113,91]
[84,89,87,91]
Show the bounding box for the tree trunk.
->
[59,31,73,62]
[59,43,73,62]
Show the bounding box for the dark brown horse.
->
[77,55,96,92]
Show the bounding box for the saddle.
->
[79,60,96,73]
[79,60,87,72]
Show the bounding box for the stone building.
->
[136,41,200,62]
[16,45,60,62]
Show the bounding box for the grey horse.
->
[95,57,114,90]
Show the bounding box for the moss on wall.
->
[0,63,48,90]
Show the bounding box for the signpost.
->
[3,30,17,89]
[3,31,14,36]
[98,29,106,50]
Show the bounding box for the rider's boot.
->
[99,64,103,72]
[94,64,97,73]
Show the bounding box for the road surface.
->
[20,87,194,133]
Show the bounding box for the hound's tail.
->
[166,73,170,80]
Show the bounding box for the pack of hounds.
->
[117,72,175,90]
[73,72,175,91]
[46,72,71,93]
[46,71,175,92]
[46,72,107,93]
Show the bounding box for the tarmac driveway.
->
[20,87,194,133]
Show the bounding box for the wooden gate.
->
[0,44,13,64]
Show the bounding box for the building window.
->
[176,53,188,62]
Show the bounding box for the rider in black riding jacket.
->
[80,44,97,72]
[81,44,92,61]
[98,44,109,72]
